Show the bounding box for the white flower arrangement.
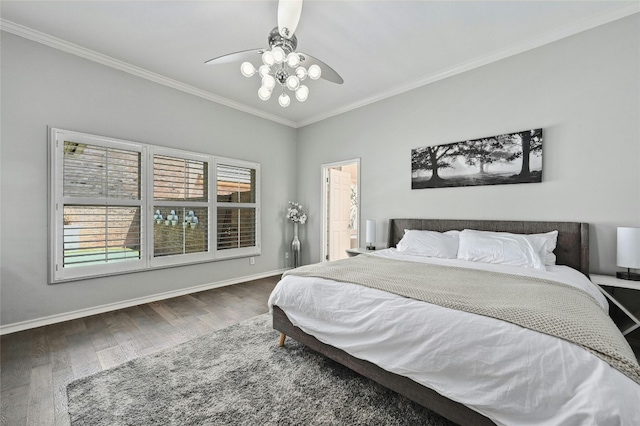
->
[286,201,307,224]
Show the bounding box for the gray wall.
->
[296,15,640,274]
[0,33,297,326]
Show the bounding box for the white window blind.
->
[63,142,140,199]
[152,153,210,263]
[215,160,260,257]
[62,142,142,267]
[153,155,207,201]
[217,207,256,250]
[63,205,141,267]
[153,206,209,257]
[52,130,145,281]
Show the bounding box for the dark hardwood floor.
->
[0,275,280,426]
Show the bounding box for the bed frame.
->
[273,219,589,426]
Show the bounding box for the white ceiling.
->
[1,1,638,128]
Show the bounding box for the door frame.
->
[321,158,360,262]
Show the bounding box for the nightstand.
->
[591,274,640,336]
[346,247,379,257]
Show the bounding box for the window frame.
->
[49,129,147,281]
[49,128,261,283]
[148,147,213,268]
[214,157,261,260]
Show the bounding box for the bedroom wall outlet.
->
[249,257,255,265]
[285,252,289,259]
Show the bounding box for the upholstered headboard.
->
[388,219,589,276]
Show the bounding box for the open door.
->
[329,168,352,261]
[322,160,359,261]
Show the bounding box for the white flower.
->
[286,201,307,224]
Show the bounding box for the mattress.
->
[268,249,640,426]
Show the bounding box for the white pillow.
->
[457,229,547,270]
[396,230,459,259]
[529,230,558,265]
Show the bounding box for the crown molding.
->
[2,2,638,130]
[0,19,298,128]
[296,3,640,128]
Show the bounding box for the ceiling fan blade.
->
[298,53,344,84]
[205,49,265,65]
[277,0,303,39]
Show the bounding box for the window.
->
[50,129,260,282]
[215,159,260,258]
[51,133,145,281]
[151,151,211,267]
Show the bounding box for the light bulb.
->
[258,65,271,78]
[272,47,285,64]
[240,62,256,77]
[287,52,300,68]
[308,64,321,80]
[262,50,275,66]
[295,66,307,81]
[295,85,309,102]
[258,86,272,101]
[278,93,291,107]
[286,75,300,91]
[262,74,276,90]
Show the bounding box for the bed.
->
[269,219,640,425]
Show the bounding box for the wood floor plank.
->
[137,303,170,324]
[146,301,182,325]
[96,346,128,370]
[60,319,87,336]
[167,331,192,346]
[26,363,55,426]
[29,328,51,368]
[83,315,118,353]
[0,384,29,426]
[48,331,71,375]
[123,306,176,352]
[103,311,154,354]
[0,275,279,425]
[163,296,210,318]
[52,367,73,418]
[0,332,32,392]
[66,331,102,380]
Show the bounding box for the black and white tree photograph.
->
[411,129,543,189]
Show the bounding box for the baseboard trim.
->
[0,269,287,335]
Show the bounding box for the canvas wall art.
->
[411,128,543,189]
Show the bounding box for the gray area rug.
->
[67,314,457,425]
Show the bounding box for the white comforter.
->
[268,249,640,426]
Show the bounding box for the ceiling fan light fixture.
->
[258,65,271,78]
[240,62,256,78]
[286,75,300,91]
[295,66,307,81]
[286,52,300,68]
[245,52,319,107]
[258,86,272,101]
[262,74,276,90]
[278,93,291,107]
[272,46,286,64]
[295,85,309,102]
[206,1,343,108]
[262,51,275,66]
[308,64,321,80]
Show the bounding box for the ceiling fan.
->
[205,0,343,107]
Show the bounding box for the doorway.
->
[321,159,360,261]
